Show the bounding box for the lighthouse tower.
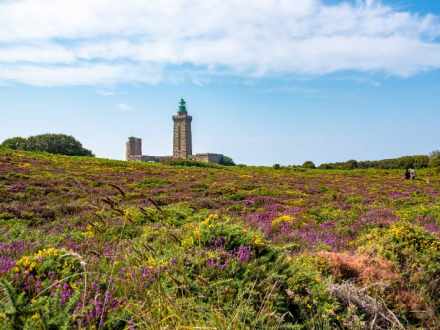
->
[172,98,193,159]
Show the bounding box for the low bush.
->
[429,150,440,168]
[357,222,440,326]
[302,161,316,169]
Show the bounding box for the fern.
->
[38,289,81,330]
[0,278,83,329]
[0,279,17,316]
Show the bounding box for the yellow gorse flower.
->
[146,256,168,268]
[16,255,37,272]
[15,248,70,273]
[201,214,219,227]
[272,215,294,229]
[253,235,265,247]
[84,224,95,238]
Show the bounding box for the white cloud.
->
[0,64,162,86]
[0,42,75,63]
[97,89,117,96]
[117,103,134,112]
[0,0,439,86]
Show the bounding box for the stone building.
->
[125,137,142,161]
[173,99,192,159]
[126,99,226,164]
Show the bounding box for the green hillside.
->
[0,149,439,329]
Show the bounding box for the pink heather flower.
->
[424,223,440,234]
[0,256,15,275]
[236,246,252,263]
[60,283,73,305]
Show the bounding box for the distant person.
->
[409,168,416,180]
[404,168,411,180]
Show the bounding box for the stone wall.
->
[192,153,224,164]
[141,155,173,162]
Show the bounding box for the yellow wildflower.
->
[35,247,61,258]
[272,215,294,230]
[193,227,201,240]
[182,237,194,248]
[84,224,95,238]
[253,235,265,247]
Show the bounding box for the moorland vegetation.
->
[0,148,439,329]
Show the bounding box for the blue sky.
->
[1,0,440,165]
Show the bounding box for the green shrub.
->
[302,161,316,169]
[429,150,440,168]
[219,155,235,166]
[0,137,28,150]
[286,255,337,324]
[357,222,440,309]
[1,134,93,157]
[0,248,83,329]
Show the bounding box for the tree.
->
[429,150,440,168]
[302,161,316,169]
[320,155,429,170]
[273,163,281,169]
[1,134,94,157]
[319,163,334,169]
[343,160,358,170]
[220,155,235,166]
[1,137,28,150]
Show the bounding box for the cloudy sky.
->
[1,0,440,165]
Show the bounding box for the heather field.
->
[0,149,439,329]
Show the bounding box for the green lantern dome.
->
[178,98,187,114]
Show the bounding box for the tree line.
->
[272,152,440,170]
[304,152,440,170]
